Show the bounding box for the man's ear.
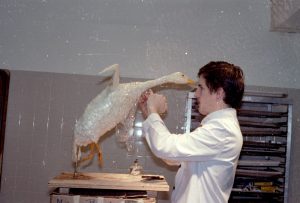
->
[216,87,225,101]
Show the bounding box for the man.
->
[139,61,245,203]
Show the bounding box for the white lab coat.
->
[143,108,243,203]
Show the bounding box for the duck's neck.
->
[141,76,168,91]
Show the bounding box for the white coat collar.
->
[201,108,236,124]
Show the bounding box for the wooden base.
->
[48,172,170,203]
[48,172,169,191]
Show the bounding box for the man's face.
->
[194,75,218,115]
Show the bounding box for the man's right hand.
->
[147,93,168,115]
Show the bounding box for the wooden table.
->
[48,172,170,203]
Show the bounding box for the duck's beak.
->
[188,79,196,85]
[187,79,196,88]
[188,79,195,84]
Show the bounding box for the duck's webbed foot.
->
[79,142,103,166]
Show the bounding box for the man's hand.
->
[147,92,168,115]
[138,89,153,118]
[138,89,168,117]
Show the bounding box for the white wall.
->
[1,0,300,89]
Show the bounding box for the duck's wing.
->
[98,64,120,89]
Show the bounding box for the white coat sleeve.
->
[143,113,226,162]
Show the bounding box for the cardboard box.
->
[80,196,104,203]
[51,194,80,203]
[104,198,155,203]
[51,194,155,203]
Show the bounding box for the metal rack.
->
[184,91,292,203]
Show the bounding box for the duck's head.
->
[164,72,195,85]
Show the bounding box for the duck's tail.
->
[98,64,120,89]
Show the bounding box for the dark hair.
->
[198,61,244,109]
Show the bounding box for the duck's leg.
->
[73,146,80,178]
[94,143,103,166]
